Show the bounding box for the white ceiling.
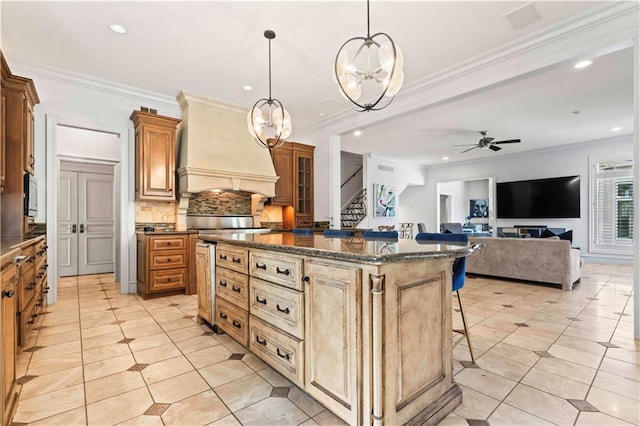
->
[1,1,633,166]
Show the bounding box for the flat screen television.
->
[497,175,580,219]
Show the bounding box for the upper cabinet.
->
[130,110,181,201]
[271,141,315,229]
[1,53,39,178]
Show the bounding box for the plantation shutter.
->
[592,158,634,254]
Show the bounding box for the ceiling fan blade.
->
[461,146,479,153]
[453,144,480,147]
[493,139,521,144]
[484,137,495,143]
[489,145,502,151]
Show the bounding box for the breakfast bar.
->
[198,232,474,425]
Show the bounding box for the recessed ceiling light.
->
[572,110,581,115]
[353,130,362,137]
[318,113,325,117]
[442,156,449,161]
[110,24,127,34]
[611,127,622,132]
[574,60,592,69]
[242,85,253,91]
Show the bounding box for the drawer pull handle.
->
[219,312,228,320]
[276,348,291,361]
[232,285,241,293]
[276,267,290,276]
[27,318,35,325]
[232,257,242,263]
[256,296,267,305]
[219,254,227,260]
[166,259,172,262]
[256,263,267,270]
[219,281,227,287]
[256,336,267,346]
[1,290,14,298]
[276,304,290,315]
[167,278,173,282]
[302,276,310,283]
[232,320,242,329]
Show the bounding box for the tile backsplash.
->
[135,201,177,223]
[188,191,252,216]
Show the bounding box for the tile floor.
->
[11,262,638,426]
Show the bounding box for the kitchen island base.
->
[201,234,472,425]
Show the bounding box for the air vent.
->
[378,165,394,172]
[504,2,542,31]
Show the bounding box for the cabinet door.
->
[304,260,360,425]
[1,95,6,193]
[2,263,17,426]
[294,151,313,216]
[138,123,175,200]
[195,245,212,323]
[23,96,34,175]
[271,146,293,205]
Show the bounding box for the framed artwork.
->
[469,198,489,218]
[374,184,396,218]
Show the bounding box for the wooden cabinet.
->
[293,144,314,228]
[270,142,315,229]
[304,259,360,424]
[16,237,47,347]
[196,243,213,325]
[1,95,6,194]
[1,260,17,426]
[215,243,250,346]
[270,146,293,205]
[130,110,180,201]
[1,52,40,237]
[137,233,191,299]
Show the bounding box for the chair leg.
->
[456,290,475,363]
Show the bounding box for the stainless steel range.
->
[188,215,271,235]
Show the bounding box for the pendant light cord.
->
[366,0,371,38]
[268,38,272,100]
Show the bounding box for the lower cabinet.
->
[195,243,212,324]
[137,233,191,299]
[303,260,360,425]
[1,261,17,426]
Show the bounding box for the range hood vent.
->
[176,91,278,197]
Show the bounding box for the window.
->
[590,155,634,254]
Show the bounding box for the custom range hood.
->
[176,91,278,197]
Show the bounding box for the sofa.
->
[466,236,581,290]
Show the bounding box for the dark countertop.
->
[1,235,46,265]
[136,230,199,235]
[199,233,474,265]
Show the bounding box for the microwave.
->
[23,174,37,217]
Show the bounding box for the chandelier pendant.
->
[247,30,292,149]
[334,0,404,111]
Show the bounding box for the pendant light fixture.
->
[247,30,292,149]
[334,0,404,111]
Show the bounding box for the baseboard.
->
[582,256,633,265]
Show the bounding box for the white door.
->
[58,166,115,277]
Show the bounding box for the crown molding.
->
[305,1,639,135]
[10,60,180,112]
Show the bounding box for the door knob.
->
[79,224,85,233]
[72,224,77,233]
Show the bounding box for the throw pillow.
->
[557,230,573,243]
[540,228,557,238]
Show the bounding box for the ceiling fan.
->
[455,131,521,153]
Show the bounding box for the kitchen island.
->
[199,232,475,426]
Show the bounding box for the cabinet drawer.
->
[250,278,303,339]
[20,296,39,345]
[250,250,303,291]
[217,244,249,274]
[34,239,47,257]
[149,268,187,292]
[216,267,249,310]
[295,218,313,228]
[19,264,36,311]
[150,236,186,251]
[249,316,304,387]
[215,297,249,347]
[149,250,187,270]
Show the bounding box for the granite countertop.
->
[136,230,199,235]
[1,235,46,265]
[199,233,475,265]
